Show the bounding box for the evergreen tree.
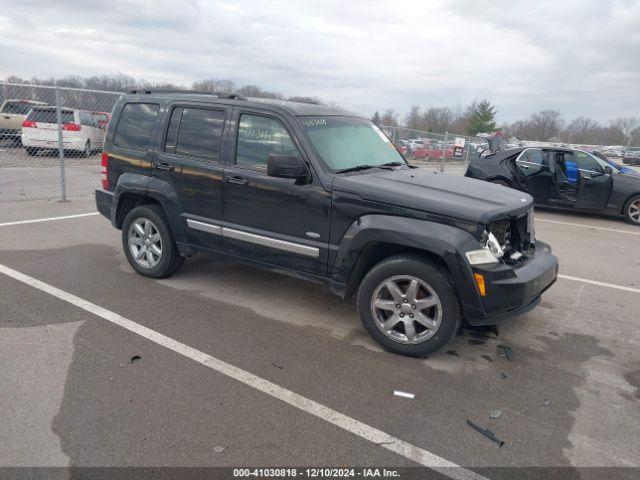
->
[466,100,497,135]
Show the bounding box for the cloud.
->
[0,0,638,122]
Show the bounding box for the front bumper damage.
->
[465,241,558,325]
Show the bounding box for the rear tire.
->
[357,254,461,357]
[122,204,185,278]
[623,195,640,226]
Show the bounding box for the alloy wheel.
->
[128,218,163,268]
[370,275,442,345]
[629,199,640,224]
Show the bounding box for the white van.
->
[21,107,105,157]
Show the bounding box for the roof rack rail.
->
[128,89,218,96]
[128,89,247,100]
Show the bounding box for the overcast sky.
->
[1,0,639,123]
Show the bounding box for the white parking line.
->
[537,218,640,236]
[558,274,640,293]
[0,212,99,227]
[0,263,485,480]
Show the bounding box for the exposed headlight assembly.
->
[465,232,504,265]
[485,232,505,258]
[466,249,499,265]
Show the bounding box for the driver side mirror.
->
[603,165,613,175]
[267,154,309,181]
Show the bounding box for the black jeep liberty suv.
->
[96,90,558,357]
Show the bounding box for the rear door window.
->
[572,151,603,173]
[516,148,545,176]
[164,107,226,160]
[79,111,97,127]
[113,103,159,151]
[27,109,74,124]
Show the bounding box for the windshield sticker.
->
[302,118,327,127]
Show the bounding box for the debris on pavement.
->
[272,363,284,369]
[465,325,499,339]
[213,446,226,453]
[468,339,486,346]
[497,344,514,361]
[499,372,509,380]
[394,390,415,399]
[446,350,460,357]
[130,355,142,363]
[489,409,502,419]
[486,325,499,337]
[481,355,494,363]
[543,399,552,406]
[466,419,505,447]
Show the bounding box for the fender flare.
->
[331,215,484,316]
[112,174,189,244]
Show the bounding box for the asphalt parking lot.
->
[0,144,100,201]
[1,182,639,479]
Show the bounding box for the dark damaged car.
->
[95,91,558,356]
[466,147,640,226]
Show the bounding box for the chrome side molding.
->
[186,219,319,258]
[186,219,222,235]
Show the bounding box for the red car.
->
[393,140,408,155]
[413,140,454,160]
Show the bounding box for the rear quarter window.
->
[113,103,160,151]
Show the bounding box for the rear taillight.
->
[101,151,109,189]
[62,123,81,131]
[22,120,37,128]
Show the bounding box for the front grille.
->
[488,209,534,260]
[489,218,511,247]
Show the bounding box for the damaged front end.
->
[463,208,557,325]
[466,209,535,267]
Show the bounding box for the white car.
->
[21,106,105,157]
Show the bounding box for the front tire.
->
[122,205,185,278]
[623,195,640,226]
[357,255,461,357]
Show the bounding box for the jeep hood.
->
[333,168,533,224]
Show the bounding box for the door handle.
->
[225,175,248,186]
[152,162,174,171]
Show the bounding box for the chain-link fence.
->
[0,82,123,202]
[381,126,488,175]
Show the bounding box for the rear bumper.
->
[466,241,558,326]
[22,136,86,150]
[95,188,114,223]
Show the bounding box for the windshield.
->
[300,116,405,171]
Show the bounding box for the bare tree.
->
[380,109,399,126]
[528,110,564,141]
[403,106,422,131]
[609,117,640,146]
[287,95,322,104]
[421,107,453,133]
[564,117,602,144]
[191,79,236,94]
